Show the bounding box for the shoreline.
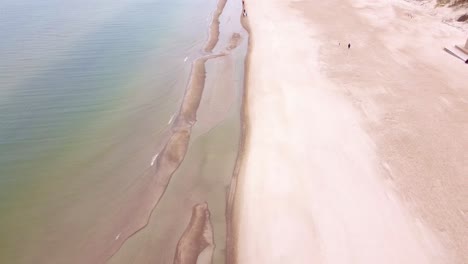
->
[104,0,247,262]
[232,0,467,263]
[225,4,253,264]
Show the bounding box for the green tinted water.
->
[0,0,245,262]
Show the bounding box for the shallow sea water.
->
[0,0,246,262]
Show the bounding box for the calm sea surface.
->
[0,0,244,262]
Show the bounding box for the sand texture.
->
[173,203,215,264]
[234,0,467,263]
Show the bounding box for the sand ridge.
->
[173,203,215,264]
[103,0,245,262]
[205,0,228,53]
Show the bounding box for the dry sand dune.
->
[233,0,467,263]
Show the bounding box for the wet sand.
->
[234,0,467,263]
[106,0,247,263]
[204,0,228,52]
[173,203,214,264]
[0,0,248,263]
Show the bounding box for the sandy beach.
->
[233,0,467,263]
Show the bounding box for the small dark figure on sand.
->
[348,43,351,49]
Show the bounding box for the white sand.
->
[235,0,467,263]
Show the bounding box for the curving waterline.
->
[225,7,252,264]
[204,0,228,52]
[103,0,244,262]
